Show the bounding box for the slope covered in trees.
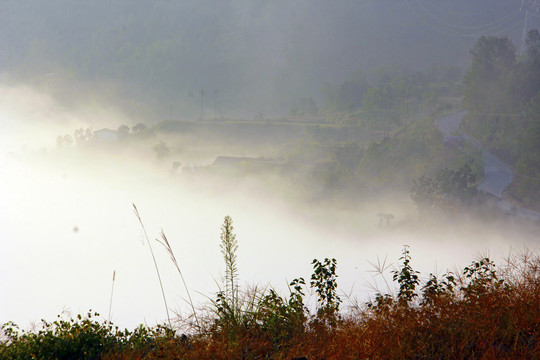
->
[2,0,536,118]
[462,29,540,207]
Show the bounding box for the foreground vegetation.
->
[2,216,538,359]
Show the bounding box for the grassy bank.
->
[1,230,538,359]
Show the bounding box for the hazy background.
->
[2,0,537,119]
[1,0,539,330]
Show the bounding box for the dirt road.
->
[435,112,540,220]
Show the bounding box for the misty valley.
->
[1,1,539,359]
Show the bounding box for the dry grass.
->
[102,249,539,360]
[1,209,537,359]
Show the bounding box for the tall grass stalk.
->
[133,204,172,328]
[156,230,200,329]
[107,270,115,323]
[220,215,238,311]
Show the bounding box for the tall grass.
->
[132,204,172,328]
[107,270,116,323]
[1,215,538,360]
[156,230,200,330]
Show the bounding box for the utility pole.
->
[405,87,409,131]
[520,8,529,55]
[214,90,218,119]
[386,88,392,139]
[520,0,540,54]
[200,90,205,121]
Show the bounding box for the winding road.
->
[435,111,540,221]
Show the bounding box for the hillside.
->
[2,1,537,119]
[461,29,540,208]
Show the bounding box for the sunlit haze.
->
[1,1,539,332]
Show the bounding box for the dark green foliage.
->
[436,164,478,202]
[521,29,540,101]
[213,291,239,336]
[420,272,456,307]
[463,35,517,114]
[462,29,540,207]
[0,311,117,360]
[411,164,479,212]
[323,66,461,128]
[0,311,175,360]
[366,293,394,314]
[410,174,439,211]
[310,258,341,326]
[462,257,503,300]
[393,245,420,306]
[258,278,307,345]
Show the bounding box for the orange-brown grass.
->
[102,250,539,360]
[2,248,537,360]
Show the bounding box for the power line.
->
[467,113,525,117]
[414,0,522,31]
[404,0,481,38]
[491,19,526,37]
[404,0,526,38]
[520,0,540,53]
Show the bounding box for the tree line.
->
[462,29,540,207]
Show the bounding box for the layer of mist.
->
[2,1,540,331]
[2,0,538,118]
[1,84,538,330]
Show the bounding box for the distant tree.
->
[336,78,369,111]
[117,125,130,139]
[521,29,540,101]
[411,174,439,212]
[323,71,369,113]
[152,141,170,159]
[436,164,478,203]
[56,134,73,147]
[290,98,318,117]
[132,123,147,134]
[305,97,318,116]
[463,36,517,113]
[525,28,540,64]
[74,128,93,145]
[516,93,540,177]
[411,165,478,212]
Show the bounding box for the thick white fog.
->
[1,84,537,331]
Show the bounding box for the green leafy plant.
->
[420,272,456,307]
[393,245,420,306]
[366,293,394,314]
[310,258,341,327]
[462,257,503,300]
[0,312,120,360]
[258,278,307,346]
